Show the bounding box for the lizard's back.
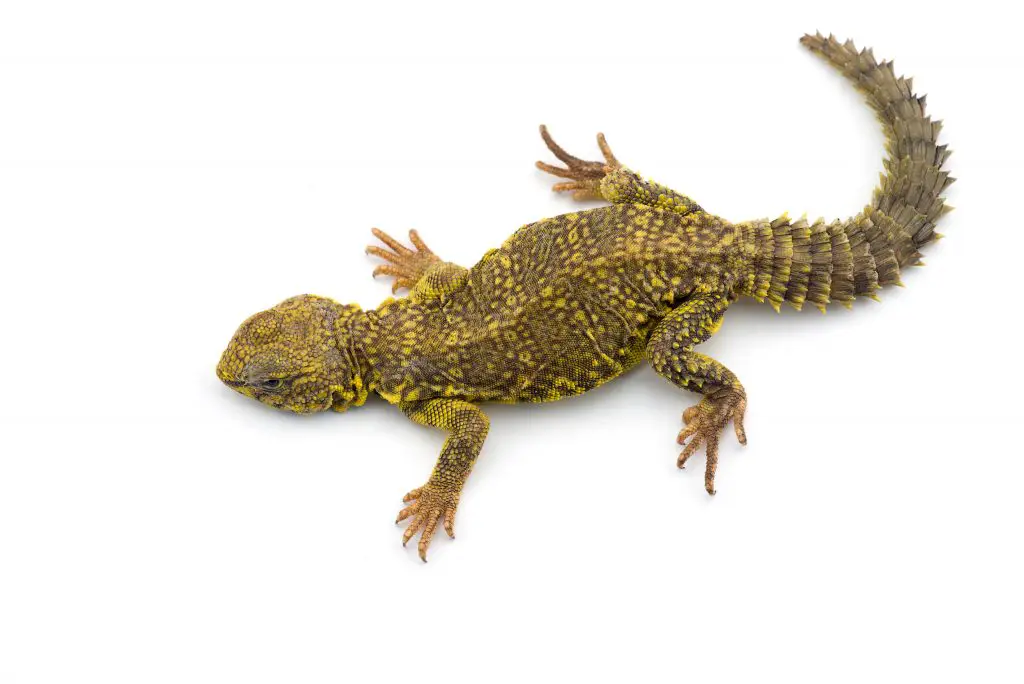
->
[378,204,747,403]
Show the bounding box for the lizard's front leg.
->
[396,398,489,561]
[366,228,442,293]
[366,228,468,303]
[646,292,747,495]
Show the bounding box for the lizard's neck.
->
[330,305,377,410]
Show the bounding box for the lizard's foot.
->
[395,481,459,562]
[535,125,621,201]
[366,228,441,293]
[676,388,748,495]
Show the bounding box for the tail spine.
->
[749,33,954,312]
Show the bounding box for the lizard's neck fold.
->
[348,310,377,404]
[329,305,376,410]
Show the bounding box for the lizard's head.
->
[216,294,371,414]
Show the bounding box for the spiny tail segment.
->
[747,34,954,312]
[748,212,893,312]
[803,32,954,252]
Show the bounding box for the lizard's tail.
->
[748,33,954,312]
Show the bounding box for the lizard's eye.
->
[260,378,283,390]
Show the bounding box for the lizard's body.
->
[217,34,953,560]
[367,205,745,405]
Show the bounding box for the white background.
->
[1,1,1021,682]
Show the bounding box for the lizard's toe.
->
[675,389,747,494]
[536,125,622,201]
[395,482,460,562]
[367,228,440,294]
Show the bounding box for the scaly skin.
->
[217,34,953,561]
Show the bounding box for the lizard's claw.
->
[676,388,748,495]
[366,228,441,294]
[535,125,621,201]
[395,482,459,562]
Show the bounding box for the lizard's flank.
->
[217,34,953,561]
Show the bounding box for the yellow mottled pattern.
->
[216,34,952,560]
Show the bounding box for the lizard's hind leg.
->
[646,292,747,495]
[535,125,621,200]
[536,126,704,216]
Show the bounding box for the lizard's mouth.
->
[216,352,251,389]
[216,363,244,386]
